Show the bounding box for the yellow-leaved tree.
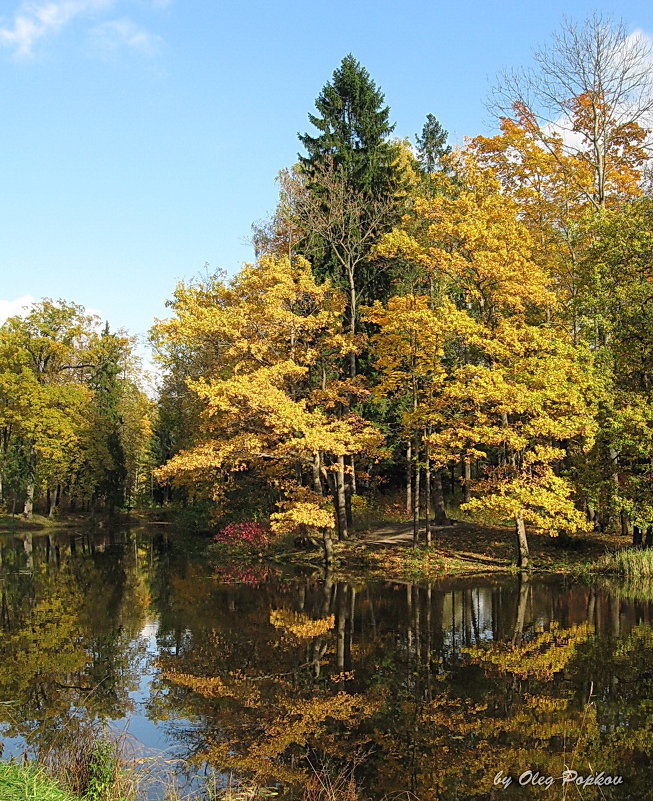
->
[439,319,597,567]
[153,255,382,563]
[370,151,596,565]
[365,294,453,542]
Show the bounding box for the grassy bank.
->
[593,546,653,578]
[0,513,86,533]
[0,755,218,801]
[0,756,355,801]
[211,513,631,583]
[0,762,78,801]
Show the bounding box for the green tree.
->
[415,113,451,174]
[576,200,653,539]
[297,55,405,356]
[87,324,128,513]
[299,54,399,200]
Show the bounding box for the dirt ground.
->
[349,518,625,575]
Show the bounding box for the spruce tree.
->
[299,54,398,201]
[297,55,403,350]
[416,113,451,173]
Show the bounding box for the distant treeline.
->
[0,301,154,517]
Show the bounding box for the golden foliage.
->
[269,610,335,639]
[464,622,593,680]
[153,254,383,531]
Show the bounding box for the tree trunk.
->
[432,469,450,526]
[462,459,471,504]
[48,486,59,519]
[23,445,37,518]
[515,513,530,569]
[312,452,323,495]
[609,446,620,530]
[425,438,431,547]
[633,525,643,547]
[345,466,353,527]
[645,527,653,549]
[348,267,356,379]
[406,442,412,515]
[413,436,420,545]
[322,527,334,567]
[336,583,347,672]
[336,455,348,540]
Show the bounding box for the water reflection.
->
[1,529,652,799]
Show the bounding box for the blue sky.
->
[1,0,652,351]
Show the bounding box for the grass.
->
[0,513,91,533]
[0,513,63,532]
[0,762,78,801]
[3,723,239,801]
[0,756,359,801]
[593,546,653,578]
[37,732,134,801]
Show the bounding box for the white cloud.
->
[0,294,35,324]
[0,0,116,56]
[0,0,168,57]
[541,115,587,153]
[89,17,161,56]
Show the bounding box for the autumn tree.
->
[369,152,596,565]
[0,300,152,517]
[366,295,453,542]
[267,160,399,378]
[472,22,653,538]
[492,14,652,211]
[152,256,382,563]
[0,301,98,516]
[450,321,596,568]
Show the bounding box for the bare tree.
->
[492,14,653,209]
[272,159,396,378]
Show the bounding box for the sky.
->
[1,0,652,354]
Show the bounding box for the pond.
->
[0,528,652,799]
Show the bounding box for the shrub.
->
[214,522,271,549]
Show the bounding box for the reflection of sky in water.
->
[0,616,214,800]
[106,618,222,800]
[108,619,176,754]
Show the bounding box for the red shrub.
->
[214,521,270,548]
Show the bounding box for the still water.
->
[1,528,652,799]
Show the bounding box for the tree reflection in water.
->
[1,530,653,799]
